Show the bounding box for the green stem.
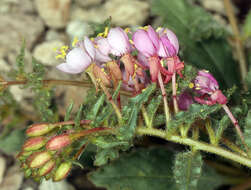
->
[136,127,251,168]
[141,105,151,128]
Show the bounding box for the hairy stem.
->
[136,127,251,168]
[99,82,122,121]
[172,73,179,114]
[222,104,249,153]
[223,0,248,90]
[157,72,170,126]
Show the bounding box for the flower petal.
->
[147,25,159,50]
[132,29,156,57]
[107,27,131,56]
[56,63,84,74]
[84,37,96,60]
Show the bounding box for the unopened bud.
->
[17,151,33,160]
[93,64,111,87]
[38,160,55,176]
[28,151,51,168]
[46,134,71,151]
[26,123,56,137]
[107,61,122,81]
[24,169,32,178]
[23,137,46,151]
[53,162,72,181]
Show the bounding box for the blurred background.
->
[0,0,250,189]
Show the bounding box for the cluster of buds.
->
[17,121,110,182]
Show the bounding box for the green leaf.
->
[152,0,240,89]
[87,94,105,121]
[174,151,203,190]
[89,147,177,190]
[0,129,25,153]
[244,110,251,148]
[16,39,26,76]
[74,104,83,127]
[243,10,251,40]
[64,101,74,121]
[94,148,119,167]
[169,104,221,132]
[119,84,156,140]
[197,165,224,190]
[147,95,162,127]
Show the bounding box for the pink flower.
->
[194,70,219,95]
[193,70,227,105]
[107,27,131,56]
[56,37,95,74]
[132,26,160,57]
[94,37,112,62]
[157,28,179,57]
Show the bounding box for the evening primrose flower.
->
[56,37,95,74]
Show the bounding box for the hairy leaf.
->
[119,84,156,140]
[94,148,119,167]
[169,104,221,131]
[64,101,74,121]
[147,95,162,127]
[89,147,176,190]
[174,151,203,190]
[152,0,240,89]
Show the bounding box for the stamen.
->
[72,37,79,47]
[189,83,194,88]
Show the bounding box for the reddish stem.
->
[222,104,249,153]
[72,127,113,139]
[172,73,179,113]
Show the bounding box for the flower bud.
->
[28,151,51,168]
[106,61,122,81]
[38,160,56,176]
[53,162,72,181]
[24,169,32,178]
[17,151,33,160]
[23,137,46,151]
[26,123,56,137]
[46,134,71,151]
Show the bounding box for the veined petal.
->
[57,48,92,74]
[56,63,84,74]
[164,28,179,54]
[107,27,131,56]
[147,25,159,50]
[84,37,96,60]
[95,37,111,55]
[132,29,156,57]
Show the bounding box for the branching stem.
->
[136,127,251,168]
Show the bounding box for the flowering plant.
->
[1,0,251,189]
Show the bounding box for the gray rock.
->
[0,156,6,184]
[75,0,102,8]
[39,180,75,190]
[0,164,23,190]
[35,0,71,29]
[104,0,150,26]
[0,59,11,72]
[33,41,64,66]
[70,6,105,24]
[45,30,68,42]
[0,13,44,52]
[0,0,35,14]
[66,20,94,40]
[70,0,150,27]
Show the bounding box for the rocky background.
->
[0,0,250,190]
